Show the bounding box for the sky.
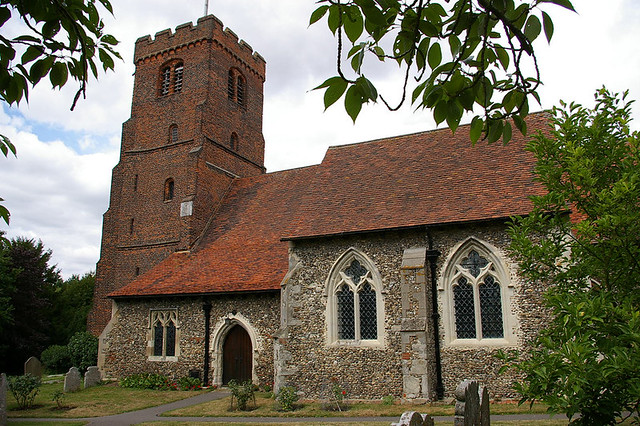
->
[0,0,638,278]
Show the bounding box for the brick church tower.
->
[88,15,266,335]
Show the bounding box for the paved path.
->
[9,390,567,425]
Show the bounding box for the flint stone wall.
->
[277,222,550,400]
[100,292,279,386]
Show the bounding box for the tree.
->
[504,88,640,424]
[0,235,62,374]
[0,0,120,226]
[49,272,95,345]
[311,0,575,143]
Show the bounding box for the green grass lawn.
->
[163,391,551,418]
[6,380,206,418]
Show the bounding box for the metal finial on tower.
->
[204,0,209,16]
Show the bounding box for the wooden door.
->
[222,325,252,384]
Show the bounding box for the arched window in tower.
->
[164,178,174,201]
[236,76,246,107]
[160,66,171,95]
[173,63,183,93]
[159,60,184,96]
[230,133,239,151]
[227,70,235,99]
[169,125,178,143]
[227,68,247,108]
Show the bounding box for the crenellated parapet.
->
[134,14,265,80]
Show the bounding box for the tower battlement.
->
[134,15,265,78]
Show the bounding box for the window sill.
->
[446,338,513,347]
[328,339,384,349]
[148,355,178,362]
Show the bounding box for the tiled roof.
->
[110,113,548,298]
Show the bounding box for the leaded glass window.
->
[480,276,504,338]
[453,277,476,338]
[359,283,377,339]
[150,310,178,359]
[337,284,355,339]
[449,244,507,341]
[329,252,382,345]
[153,321,164,356]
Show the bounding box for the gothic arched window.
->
[440,238,515,345]
[326,249,384,346]
[150,310,179,359]
[227,68,247,108]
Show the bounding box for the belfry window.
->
[326,249,384,346]
[440,238,516,345]
[159,61,184,96]
[164,178,174,201]
[227,68,246,108]
[150,310,178,360]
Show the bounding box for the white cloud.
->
[0,0,638,278]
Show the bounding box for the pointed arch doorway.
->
[222,324,252,384]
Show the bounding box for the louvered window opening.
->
[173,64,183,93]
[227,71,235,99]
[160,67,171,95]
[236,77,245,107]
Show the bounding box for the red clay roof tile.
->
[110,113,548,298]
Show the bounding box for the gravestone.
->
[391,411,435,426]
[0,373,7,426]
[454,380,480,426]
[24,357,42,378]
[84,366,101,389]
[479,385,490,426]
[64,367,82,392]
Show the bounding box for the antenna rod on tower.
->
[204,0,209,16]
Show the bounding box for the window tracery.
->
[150,310,178,360]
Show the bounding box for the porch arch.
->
[210,312,259,386]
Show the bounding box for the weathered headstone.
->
[84,366,101,389]
[454,380,480,426]
[0,373,7,426]
[391,411,435,426]
[24,357,42,378]
[64,367,82,392]
[478,385,490,426]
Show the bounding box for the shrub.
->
[325,377,349,411]
[120,373,174,390]
[41,345,71,373]
[177,376,202,391]
[67,331,98,373]
[8,374,41,409]
[275,385,299,411]
[228,379,255,411]
[51,390,65,409]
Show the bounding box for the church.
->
[87,14,550,401]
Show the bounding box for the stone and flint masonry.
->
[89,13,551,400]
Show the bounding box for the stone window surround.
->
[147,309,180,361]
[438,237,517,347]
[210,312,261,387]
[324,248,386,348]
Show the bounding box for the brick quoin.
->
[88,15,267,335]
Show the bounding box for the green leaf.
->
[496,45,510,70]
[0,204,10,225]
[50,62,68,88]
[100,34,119,46]
[539,0,576,12]
[427,43,441,70]
[513,114,527,135]
[99,48,114,71]
[433,100,447,124]
[470,116,483,143]
[502,120,512,144]
[487,119,504,143]
[327,5,341,34]
[542,11,554,43]
[344,85,363,122]
[21,46,43,65]
[344,7,364,43]
[448,35,461,57]
[524,15,541,42]
[0,7,11,27]
[446,100,462,133]
[323,77,348,109]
